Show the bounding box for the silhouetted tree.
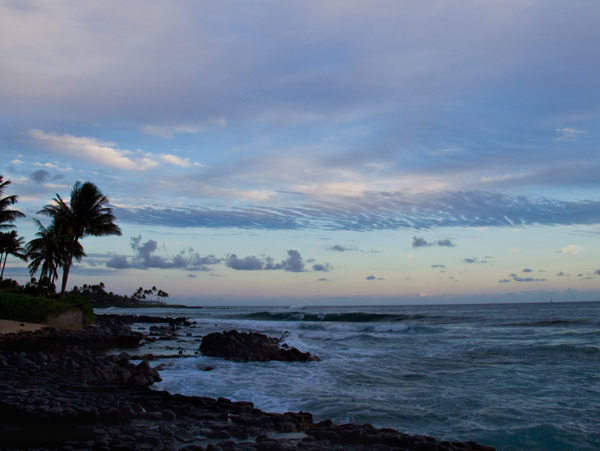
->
[39,181,121,296]
[0,175,25,231]
[26,219,84,287]
[0,230,27,280]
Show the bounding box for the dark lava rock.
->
[200,330,320,362]
[0,321,143,353]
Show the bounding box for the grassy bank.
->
[0,291,95,325]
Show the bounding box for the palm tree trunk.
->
[59,260,71,297]
[0,253,7,280]
[59,239,80,297]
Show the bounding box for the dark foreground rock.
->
[0,318,495,450]
[96,314,194,328]
[200,330,321,362]
[0,319,144,352]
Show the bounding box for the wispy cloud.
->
[111,191,600,231]
[29,130,158,171]
[412,237,456,248]
[29,130,201,170]
[142,118,226,138]
[464,257,488,264]
[159,154,202,168]
[555,127,585,141]
[500,273,547,283]
[329,245,352,252]
[557,244,583,255]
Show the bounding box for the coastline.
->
[0,319,48,334]
[0,314,495,450]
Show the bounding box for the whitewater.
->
[112,301,600,450]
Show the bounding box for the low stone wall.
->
[44,307,83,330]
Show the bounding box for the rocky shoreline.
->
[0,315,495,450]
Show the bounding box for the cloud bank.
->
[105,237,328,274]
[112,191,600,231]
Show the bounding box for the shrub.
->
[0,291,95,324]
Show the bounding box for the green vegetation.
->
[0,290,95,325]
[0,278,172,326]
[72,282,169,308]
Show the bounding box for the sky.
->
[1,0,599,305]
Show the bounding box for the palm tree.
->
[0,230,27,280]
[0,175,25,230]
[26,219,84,288]
[39,181,122,296]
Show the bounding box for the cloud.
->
[366,275,376,280]
[312,263,332,272]
[29,130,203,172]
[159,154,202,168]
[105,238,328,274]
[431,264,446,269]
[329,244,352,252]
[500,273,547,283]
[30,130,158,171]
[105,255,130,269]
[142,125,204,139]
[142,118,226,138]
[282,249,304,272]
[555,128,585,141]
[111,189,600,231]
[595,269,600,276]
[412,237,429,248]
[522,268,534,273]
[557,245,583,255]
[464,257,487,264]
[226,254,264,271]
[225,249,327,273]
[412,236,455,248]
[105,235,221,271]
[30,169,50,183]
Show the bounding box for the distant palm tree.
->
[0,230,27,280]
[39,181,122,296]
[0,175,25,230]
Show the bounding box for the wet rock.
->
[200,330,320,362]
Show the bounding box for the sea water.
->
[114,302,600,450]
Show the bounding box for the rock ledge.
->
[200,330,320,362]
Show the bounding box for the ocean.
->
[111,301,600,450]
